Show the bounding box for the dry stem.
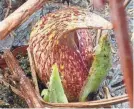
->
[109,0,133,107]
[0,0,48,40]
[96,29,102,45]
[27,48,40,98]
[41,94,128,108]
[124,0,131,8]
[4,0,12,18]
[3,50,44,108]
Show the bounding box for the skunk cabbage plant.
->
[29,7,111,101]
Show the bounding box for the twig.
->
[110,45,116,54]
[103,87,112,108]
[104,87,112,99]
[4,0,12,18]
[41,94,128,108]
[93,0,131,9]
[4,0,15,46]
[27,48,40,97]
[96,29,102,45]
[104,86,112,108]
[124,0,131,8]
[109,0,133,107]
[131,32,134,42]
[3,50,44,108]
[0,0,48,40]
[27,47,50,104]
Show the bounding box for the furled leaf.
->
[41,64,68,103]
[41,89,49,102]
[79,34,111,101]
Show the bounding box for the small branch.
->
[110,45,116,54]
[41,94,128,108]
[4,0,12,18]
[27,47,48,103]
[109,0,133,107]
[4,0,15,45]
[3,50,44,108]
[104,87,111,99]
[103,87,112,108]
[96,29,102,45]
[27,48,40,97]
[123,0,131,8]
[93,0,131,9]
[0,0,48,40]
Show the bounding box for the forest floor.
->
[0,0,133,108]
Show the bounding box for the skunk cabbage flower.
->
[29,7,111,101]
